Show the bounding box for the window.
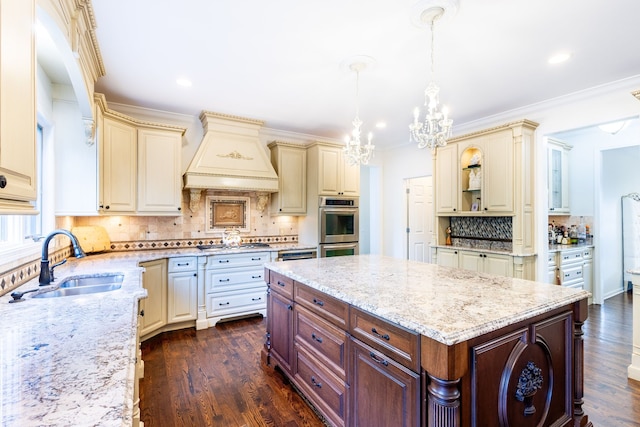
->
[0,124,44,249]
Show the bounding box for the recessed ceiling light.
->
[375,122,387,129]
[176,78,192,87]
[548,52,572,65]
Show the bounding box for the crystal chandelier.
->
[409,7,453,150]
[344,61,374,166]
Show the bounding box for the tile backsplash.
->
[449,216,513,251]
[74,190,299,244]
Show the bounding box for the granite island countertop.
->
[265,254,590,346]
[0,243,315,427]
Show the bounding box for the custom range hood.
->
[183,111,279,212]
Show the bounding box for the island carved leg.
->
[427,374,461,427]
[573,300,592,427]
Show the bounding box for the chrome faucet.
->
[39,229,87,286]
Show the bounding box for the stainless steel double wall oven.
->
[318,196,359,257]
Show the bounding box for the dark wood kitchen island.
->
[262,255,592,427]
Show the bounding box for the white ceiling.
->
[87,0,640,149]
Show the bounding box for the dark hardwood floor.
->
[140,292,640,427]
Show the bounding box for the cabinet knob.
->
[484,207,488,211]
[105,205,110,210]
[0,175,6,189]
[177,207,181,211]
[453,208,457,212]
[139,310,145,317]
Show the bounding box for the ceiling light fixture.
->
[410,6,453,150]
[344,57,375,166]
[598,120,628,135]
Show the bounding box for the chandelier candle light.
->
[344,59,374,166]
[410,6,453,150]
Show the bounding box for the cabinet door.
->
[270,144,307,214]
[483,130,513,213]
[547,139,571,214]
[168,271,198,323]
[318,146,341,195]
[340,159,360,196]
[101,117,137,213]
[436,248,459,268]
[458,250,483,272]
[435,144,458,213]
[484,253,513,277]
[350,337,420,427]
[582,260,592,295]
[0,0,37,212]
[270,290,294,374]
[137,128,182,214]
[140,259,167,337]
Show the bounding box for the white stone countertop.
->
[265,254,590,346]
[548,242,595,253]
[0,243,314,427]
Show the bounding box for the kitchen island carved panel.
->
[262,255,592,427]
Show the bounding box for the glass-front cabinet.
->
[547,137,572,214]
[460,145,483,213]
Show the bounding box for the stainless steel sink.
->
[59,274,124,288]
[32,274,124,298]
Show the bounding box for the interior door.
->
[406,176,433,263]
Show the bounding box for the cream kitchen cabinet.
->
[433,120,537,258]
[557,248,584,289]
[548,252,558,284]
[101,116,137,213]
[456,130,513,214]
[307,142,359,197]
[205,251,275,326]
[137,128,183,214]
[96,95,185,215]
[582,247,593,297]
[268,142,307,215]
[548,138,572,214]
[435,247,459,268]
[139,259,168,338]
[435,144,459,214]
[435,129,513,215]
[0,0,37,214]
[167,257,198,324]
[458,249,513,276]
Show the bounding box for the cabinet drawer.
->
[295,305,348,380]
[559,265,583,285]
[206,287,266,316]
[349,307,420,372]
[582,248,593,259]
[207,252,270,269]
[168,256,197,272]
[207,268,264,293]
[547,253,556,267]
[294,343,348,427]
[269,270,294,299]
[295,283,348,329]
[559,249,583,265]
